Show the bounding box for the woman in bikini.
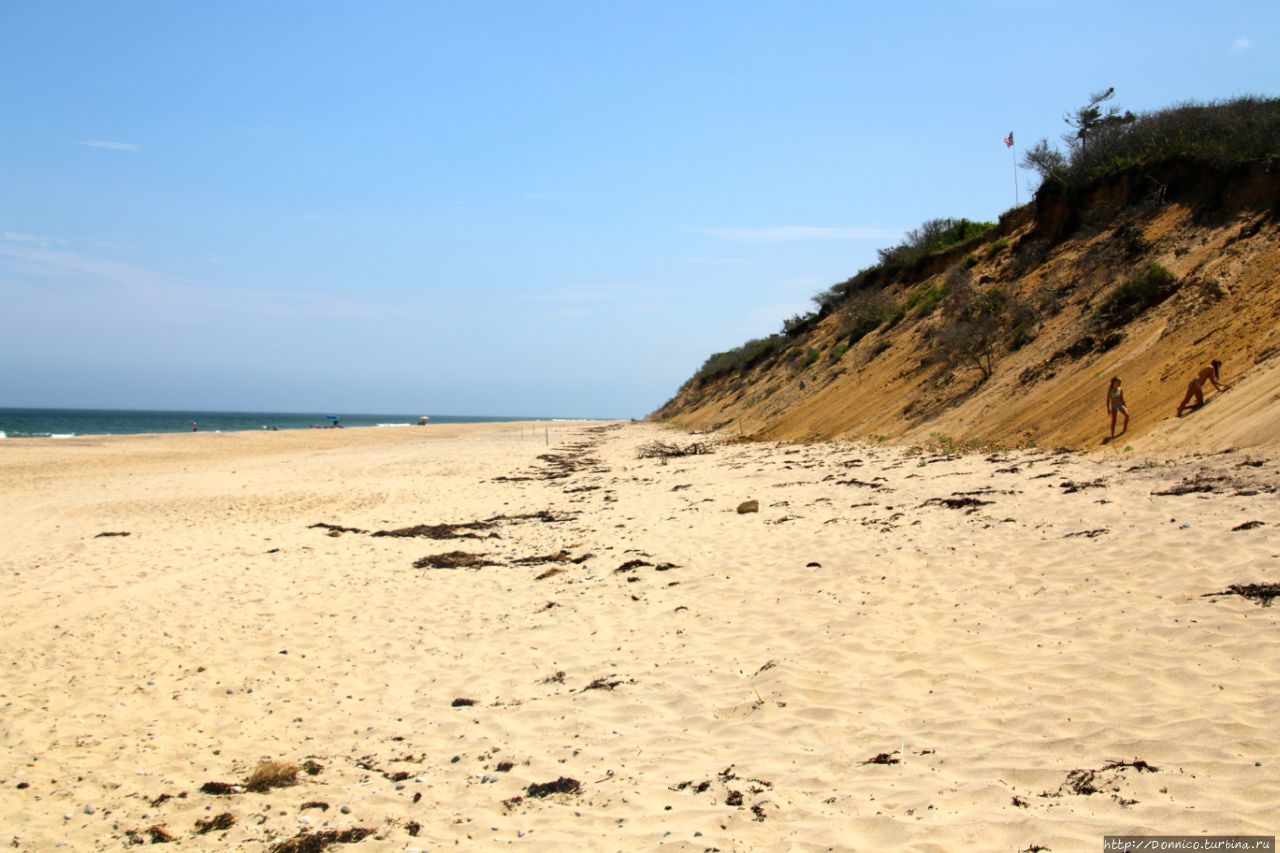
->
[1106,377,1129,439]
[1176,359,1230,416]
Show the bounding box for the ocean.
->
[0,408,560,439]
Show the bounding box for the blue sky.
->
[2,2,1275,417]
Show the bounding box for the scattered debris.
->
[1153,476,1223,496]
[372,521,496,539]
[194,813,236,833]
[534,567,565,580]
[268,828,376,853]
[199,781,243,796]
[451,697,478,707]
[526,777,581,798]
[125,825,175,844]
[582,676,624,691]
[834,478,884,489]
[862,752,900,765]
[1203,583,1280,607]
[486,510,576,524]
[1232,520,1265,531]
[299,801,329,811]
[94,531,130,538]
[923,497,992,511]
[1039,758,1157,805]
[1064,528,1109,538]
[637,440,713,459]
[307,522,366,535]
[1060,479,1105,494]
[413,551,500,569]
[512,550,573,565]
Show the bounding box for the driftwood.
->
[636,440,714,460]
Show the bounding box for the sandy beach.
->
[0,422,1276,851]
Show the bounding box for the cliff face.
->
[656,157,1280,453]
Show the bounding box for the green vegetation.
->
[1114,224,1148,258]
[931,267,1031,380]
[901,277,949,318]
[1023,92,1280,189]
[672,93,1271,402]
[1096,263,1177,327]
[837,290,893,346]
[876,218,997,269]
[691,335,785,386]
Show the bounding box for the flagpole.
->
[1012,143,1019,207]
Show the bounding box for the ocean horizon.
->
[0,407,586,439]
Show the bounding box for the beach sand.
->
[1,422,1276,850]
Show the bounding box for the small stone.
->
[83,805,95,815]
[63,813,72,820]
[737,500,759,514]
[340,805,351,815]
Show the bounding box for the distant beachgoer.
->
[191,421,198,432]
[1106,377,1129,439]
[1176,359,1230,416]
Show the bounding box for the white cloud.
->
[0,243,383,319]
[521,284,636,304]
[2,230,63,246]
[707,225,899,243]
[75,139,142,152]
[1231,37,1253,53]
[680,256,749,265]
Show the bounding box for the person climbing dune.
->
[1176,359,1230,416]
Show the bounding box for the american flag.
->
[1003,131,1014,149]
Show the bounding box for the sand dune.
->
[1,423,1276,850]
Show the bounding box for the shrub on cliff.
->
[1096,263,1177,328]
[877,218,996,269]
[692,335,786,386]
[1023,93,1280,189]
[931,266,1031,380]
[836,290,893,347]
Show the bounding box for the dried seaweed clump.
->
[245,760,300,792]
[412,551,501,569]
[1203,582,1280,607]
